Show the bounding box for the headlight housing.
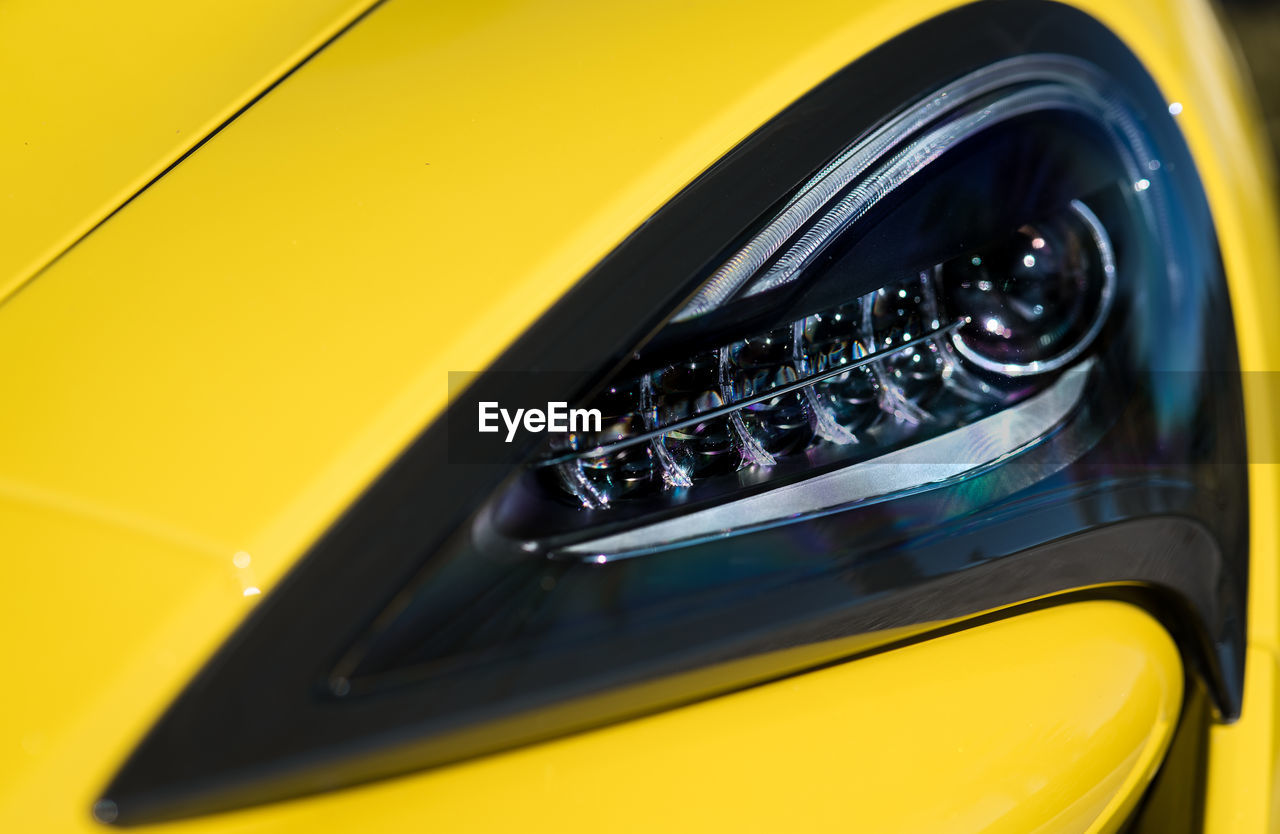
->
[493,56,1137,558]
[100,2,1247,824]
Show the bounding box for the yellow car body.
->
[1,0,1277,832]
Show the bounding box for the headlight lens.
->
[494,60,1142,559]
[944,200,1115,374]
[546,196,1113,499]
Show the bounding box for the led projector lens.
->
[944,201,1114,375]
[543,195,1114,513]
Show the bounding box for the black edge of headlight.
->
[99,0,1247,825]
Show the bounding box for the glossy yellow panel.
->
[4,602,1180,834]
[1205,647,1280,833]
[0,491,236,818]
[0,0,951,599]
[0,0,379,300]
[0,0,1274,831]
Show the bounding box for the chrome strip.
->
[671,56,1110,322]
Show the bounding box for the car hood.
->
[0,0,382,303]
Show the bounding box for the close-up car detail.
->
[3,0,1280,832]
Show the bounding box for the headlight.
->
[100,2,1247,825]
[504,61,1126,552]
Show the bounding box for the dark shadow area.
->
[1220,0,1280,188]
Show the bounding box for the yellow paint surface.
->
[0,0,1275,831]
[0,0,379,299]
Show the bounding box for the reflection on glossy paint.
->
[234,550,259,598]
